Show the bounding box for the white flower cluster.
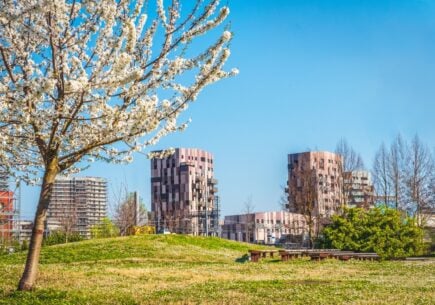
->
[0,0,238,184]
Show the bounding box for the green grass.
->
[1,235,434,304]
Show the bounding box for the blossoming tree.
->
[0,0,236,290]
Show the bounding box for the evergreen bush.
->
[320,207,425,259]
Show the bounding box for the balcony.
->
[210,187,218,194]
[208,178,218,185]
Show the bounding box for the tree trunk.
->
[307,217,314,249]
[18,160,58,291]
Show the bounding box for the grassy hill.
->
[1,235,434,305]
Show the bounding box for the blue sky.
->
[19,0,435,220]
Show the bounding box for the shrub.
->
[320,207,425,259]
[0,240,26,255]
[90,217,119,239]
[20,240,29,251]
[43,231,84,246]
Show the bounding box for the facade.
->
[286,151,343,218]
[222,211,307,245]
[343,171,374,208]
[17,220,33,243]
[0,172,8,191]
[425,215,435,228]
[150,148,219,236]
[421,208,435,228]
[0,191,14,243]
[46,176,107,238]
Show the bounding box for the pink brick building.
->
[222,211,307,245]
[286,151,344,218]
[151,148,219,236]
[343,170,375,209]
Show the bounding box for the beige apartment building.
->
[46,176,107,238]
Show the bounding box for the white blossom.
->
[126,20,137,52]
[222,31,232,41]
[0,0,237,185]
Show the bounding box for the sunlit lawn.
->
[0,235,434,305]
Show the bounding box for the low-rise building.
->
[422,208,435,228]
[222,211,307,245]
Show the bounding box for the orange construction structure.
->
[0,191,14,243]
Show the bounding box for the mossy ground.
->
[1,235,434,304]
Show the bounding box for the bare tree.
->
[388,134,407,210]
[57,204,78,243]
[166,214,177,234]
[373,134,435,222]
[288,167,318,248]
[429,168,435,221]
[0,170,8,191]
[242,195,255,243]
[336,138,365,207]
[0,0,236,290]
[335,138,365,172]
[404,135,435,226]
[114,192,147,236]
[372,143,391,207]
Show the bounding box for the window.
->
[319,159,325,169]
